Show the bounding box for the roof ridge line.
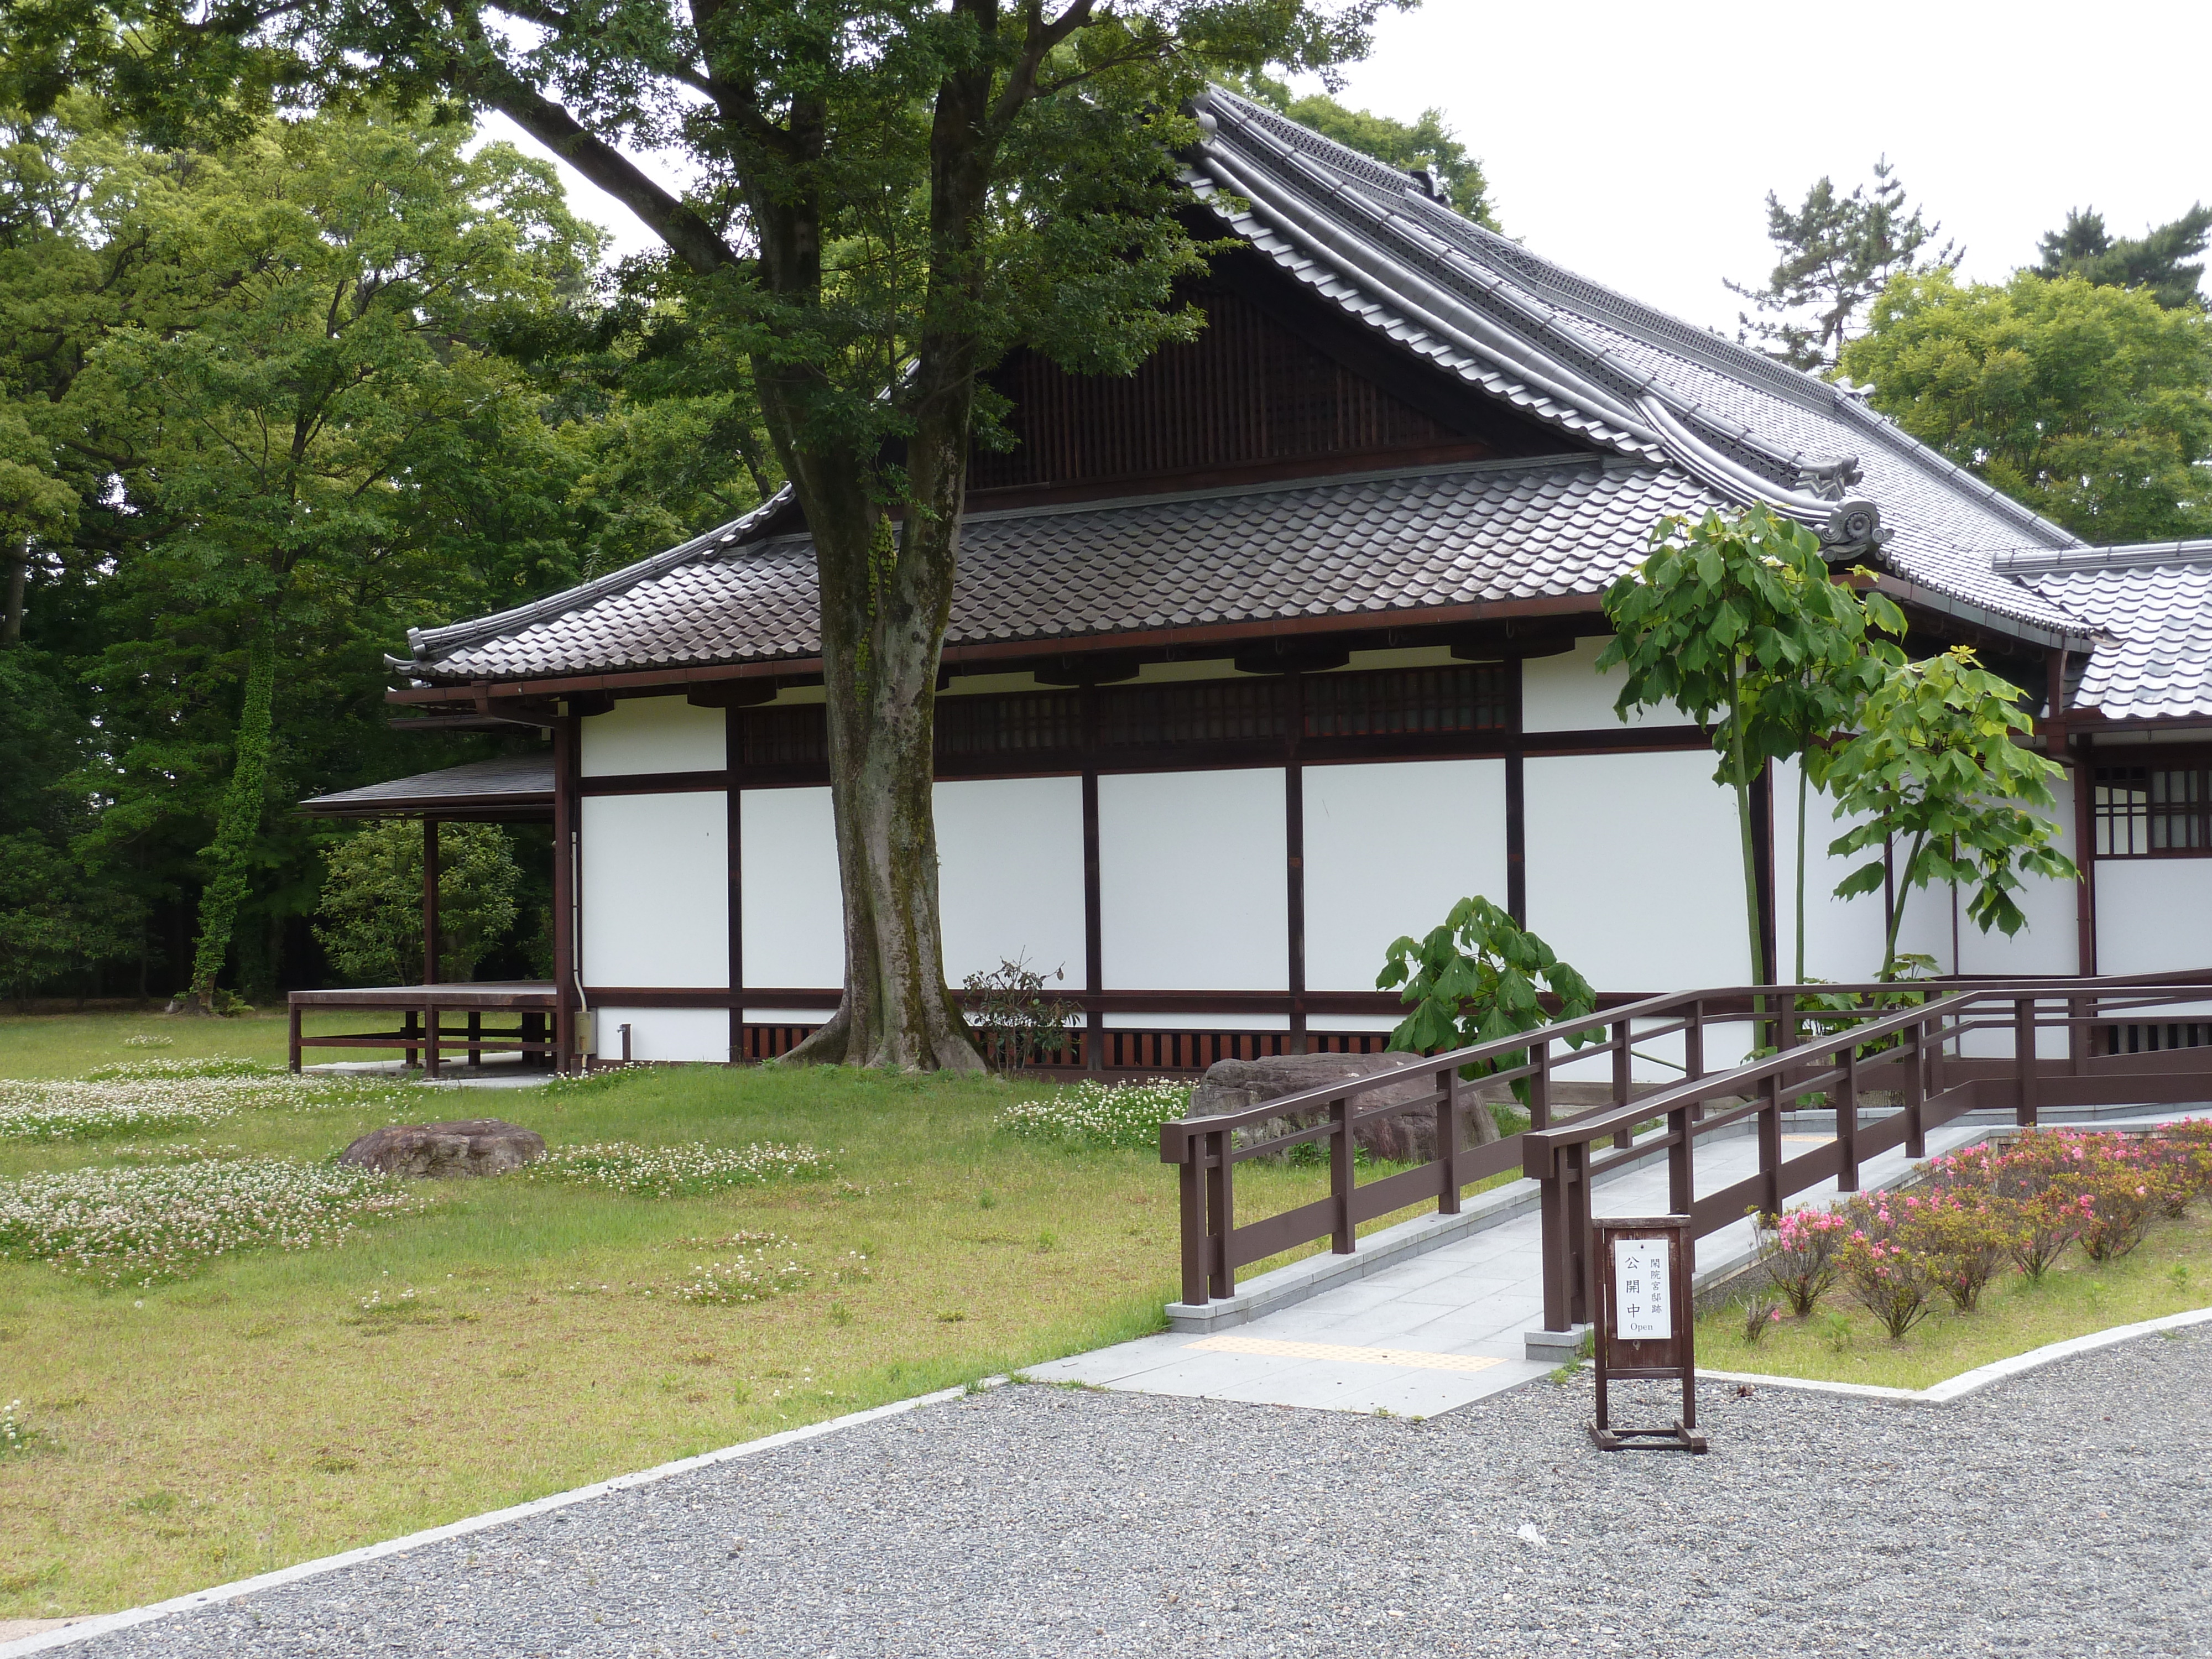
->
[1997,539,2212,575]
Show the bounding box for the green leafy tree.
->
[1844,269,2212,544]
[8,0,1396,1071]
[1376,896,1595,1138]
[1728,158,1954,371]
[1598,507,1904,994]
[1822,648,2079,980]
[315,821,523,986]
[1246,76,1496,227]
[2038,205,2211,311]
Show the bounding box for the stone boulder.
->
[338,1119,545,1179]
[1188,1052,1499,1165]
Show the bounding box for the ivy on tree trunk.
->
[187,630,275,1012]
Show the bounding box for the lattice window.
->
[936,690,1084,758]
[1095,679,1292,748]
[2095,764,2209,855]
[739,705,828,767]
[1305,665,1507,737]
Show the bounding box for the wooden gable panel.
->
[971,281,1498,496]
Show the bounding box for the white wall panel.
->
[1775,755,1896,984]
[1098,769,1286,990]
[1522,638,1688,734]
[739,787,843,988]
[580,792,727,987]
[1303,759,1508,990]
[1524,750,1750,991]
[581,695,726,776]
[1959,774,2080,977]
[592,1008,728,1063]
[932,776,1086,984]
[2097,859,2212,975]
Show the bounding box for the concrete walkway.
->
[1027,1113,2184,1417]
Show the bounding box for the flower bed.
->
[1744,1123,2212,1344]
[997,1079,1191,1151]
[0,1159,418,1287]
[532,1140,833,1198]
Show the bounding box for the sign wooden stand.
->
[1589,1214,1705,1453]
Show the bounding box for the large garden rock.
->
[1188,1052,1481,1164]
[339,1119,545,1178]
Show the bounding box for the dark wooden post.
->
[1758,1072,1783,1218]
[1903,1018,1927,1159]
[1610,1019,1634,1149]
[466,1008,483,1068]
[1537,1145,1571,1332]
[1563,1139,1593,1327]
[421,818,441,986]
[422,998,441,1079]
[1204,1126,1235,1300]
[288,1000,302,1074]
[1835,1044,1859,1192]
[401,1006,419,1071]
[1285,681,1307,1056]
[1437,1066,1463,1215]
[2016,996,2039,1126]
[551,715,577,1074]
[1172,1126,1206,1307]
[1527,1036,1551,1131]
[1666,1106,1693,1217]
[1329,1094,1355,1254]
[1685,1000,1705,1122]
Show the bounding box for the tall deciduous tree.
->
[1842,270,2212,545]
[1598,507,1904,997]
[2038,205,2211,311]
[1821,648,2078,981]
[8,0,1397,1066]
[1728,158,1954,372]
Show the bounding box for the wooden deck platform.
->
[288,982,559,1078]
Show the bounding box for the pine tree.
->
[1728,158,1955,372]
[2038,205,2211,310]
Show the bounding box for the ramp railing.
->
[1157,974,2212,1311]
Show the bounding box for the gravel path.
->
[56,1329,2211,1659]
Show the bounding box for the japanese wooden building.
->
[321,87,2212,1071]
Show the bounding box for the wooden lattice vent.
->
[968,284,1475,492]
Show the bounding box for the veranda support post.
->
[2016,997,2039,1126]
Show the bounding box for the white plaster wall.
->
[2096,859,2212,975]
[1958,773,2080,977]
[1098,769,1286,990]
[933,776,1086,985]
[592,1008,729,1063]
[1521,638,1689,734]
[580,695,726,776]
[739,787,843,988]
[1302,759,1509,990]
[1776,756,1900,984]
[1524,750,1750,992]
[579,792,727,987]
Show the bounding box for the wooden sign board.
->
[1589,1214,1705,1453]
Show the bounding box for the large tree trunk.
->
[186,631,276,1014]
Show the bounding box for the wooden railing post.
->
[423,1000,442,1080]
[1204,1126,1236,1300]
[2016,997,2039,1127]
[1175,1134,1207,1307]
[1666,1106,1693,1217]
[1527,1037,1551,1131]
[1330,1095,1355,1255]
[1836,1044,1860,1192]
[403,1006,420,1071]
[1903,1018,1927,1160]
[288,1001,303,1075]
[1537,1143,1571,1332]
[1610,1019,1634,1149]
[2069,993,2088,1075]
[1564,1139,1593,1327]
[1758,1072,1782,1219]
[1685,1001,1705,1121]
[1437,1067,1462,1216]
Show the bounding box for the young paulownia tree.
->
[5,0,1403,1066]
[1820,648,2079,981]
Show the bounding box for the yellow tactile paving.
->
[1184,1335,1504,1373]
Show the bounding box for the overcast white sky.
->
[489,0,2211,335]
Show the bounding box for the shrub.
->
[1838,1193,1935,1339]
[1741,1296,1783,1345]
[533,1140,832,1198]
[1896,1188,2010,1312]
[2075,1155,2177,1264]
[2148,1118,2212,1212]
[0,1160,416,1287]
[1753,1206,1850,1315]
[998,1079,1191,1151]
[960,956,1081,1071]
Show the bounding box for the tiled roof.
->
[298,755,555,816]
[400,87,2124,688]
[415,457,1724,682]
[1998,542,2212,721]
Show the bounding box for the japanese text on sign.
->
[1611,1237,1672,1342]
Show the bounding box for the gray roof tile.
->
[2000,542,2212,721]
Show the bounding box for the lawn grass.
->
[0,1037,1368,1621]
[1699,1207,2212,1391]
[0,1010,401,1078]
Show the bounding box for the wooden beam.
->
[421,819,440,984]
